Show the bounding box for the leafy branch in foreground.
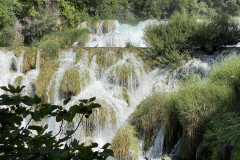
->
[0,84,114,160]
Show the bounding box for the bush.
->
[195,14,240,52]
[144,13,197,68]
[144,13,240,68]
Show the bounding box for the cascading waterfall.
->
[0,20,239,159]
[0,47,218,158]
[77,20,158,47]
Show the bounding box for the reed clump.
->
[111,124,140,160]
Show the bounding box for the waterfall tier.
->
[0,47,237,159]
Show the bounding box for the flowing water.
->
[0,20,239,159]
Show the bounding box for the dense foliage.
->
[0,85,114,160]
[1,0,240,47]
[144,13,240,68]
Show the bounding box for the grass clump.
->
[170,75,236,159]
[133,93,165,132]
[41,28,89,47]
[111,124,140,160]
[209,54,240,88]
[36,60,60,102]
[60,68,81,97]
[132,93,166,151]
[40,40,60,64]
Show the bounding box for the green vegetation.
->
[198,112,240,160]
[132,93,166,151]
[39,28,88,64]
[40,28,89,48]
[39,40,60,63]
[194,14,240,52]
[1,0,240,47]
[60,68,81,97]
[36,60,60,102]
[111,124,140,160]
[144,13,240,68]
[118,54,240,159]
[0,85,114,160]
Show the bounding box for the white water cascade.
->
[0,46,226,159]
[77,20,159,47]
[1,19,239,159]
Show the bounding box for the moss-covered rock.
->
[102,20,115,33]
[14,46,38,73]
[79,34,90,46]
[98,101,116,128]
[83,100,116,137]
[122,87,129,103]
[36,60,60,102]
[14,76,23,87]
[10,58,17,72]
[92,21,101,33]
[74,48,87,63]
[23,47,38,73]
[111,124,140,160]
[60,68,81,96]
[14,46,26,58]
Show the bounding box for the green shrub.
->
[195,14,240,52]
[0,0,17,47]
[198,112,240,160]
[144,13,240,68]
[144,13,197,68]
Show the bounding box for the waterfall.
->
[0,47,219,158]
[1,19,239,159]
[77,20,159,47]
